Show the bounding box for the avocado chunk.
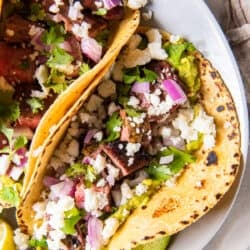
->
[133,236,171,250]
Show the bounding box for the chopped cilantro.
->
[79,63,90,75]
[125,108,141,117]
[47,46,74,69]
[29,3,46,21]
[146,147,195,181]
[62,207,83,235]
[66,163,97,184]
[42,24,66,45]
[26,97,44,114]
[46,68,68,94]
[29,238,48,248]
[123,67,158,84]
[105,111,122,142]
[93,8,107,16]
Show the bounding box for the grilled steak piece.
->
[102,141,151,177]
[3,15,32,43]
[0,42,36,84]
[120,110,151,146]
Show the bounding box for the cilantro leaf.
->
[123,67,158,84]
[26,97,44,114]
[142,68,158,82]
[42,24,66,45]
[105,112,122,142]
[125,108,141,117]
[29,238,48,248]
[95,29,110,47]
[0,102,20,122]
[93,8,107,16]
[146,147,196,181]
[46,68,68,94]
[29,3,46,21]
[62,207,82,235]
[13,136,28,151]
[47,46,74,69]
[79,63,90,75]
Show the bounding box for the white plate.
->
[143,0,249,249]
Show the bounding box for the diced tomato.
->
[0,42,36,84]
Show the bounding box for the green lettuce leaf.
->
[105,111,122,142]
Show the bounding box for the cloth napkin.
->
[204,1,250,250]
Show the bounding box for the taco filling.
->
[16,28,217,249]
[0,0,144,207]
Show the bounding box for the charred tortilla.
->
[17,27,241,249]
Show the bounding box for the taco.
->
[0,0,142,208]
[16,27,241,250]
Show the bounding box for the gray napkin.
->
[204,1,250,250]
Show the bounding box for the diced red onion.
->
[50,180,75,198]
[106,174,115,186]
[16,148,28,167]
[81,37,102,63]
[84,129,98,144]
[82,156,92,164]
[103,0,121,10]
[131,82,150,94]
[8,166,24,181]
[162,79,187,104]
[59,41,72,53]
[31,29,50,52]
[43,176,60,188]
[0,155,10,175]
[75,183,85,209]
[87,216,103,250]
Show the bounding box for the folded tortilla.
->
[0,0,140,208]
[17,27,241,249]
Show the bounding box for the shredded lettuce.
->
[105,111,122,142]
[146,147,196,181]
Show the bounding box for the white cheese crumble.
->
[170,35,181,44]
[94,131,103,142]
[84,188,109,213]
[49,4,60,13]
[127,0,148,9]
[126,143,141,156]
[0,155,9,175]
[128,157,134,166]
[72,21,91,39]
[128,96,140,108]
[68,1,84,21]
[92,154,106,174]
[14,229,30,250]
[135,183,148,196]
[96,178,107,187]
[159,155,174,165]
[102,218,120,244]
[120,182,134,205]
[32,201,47,220]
